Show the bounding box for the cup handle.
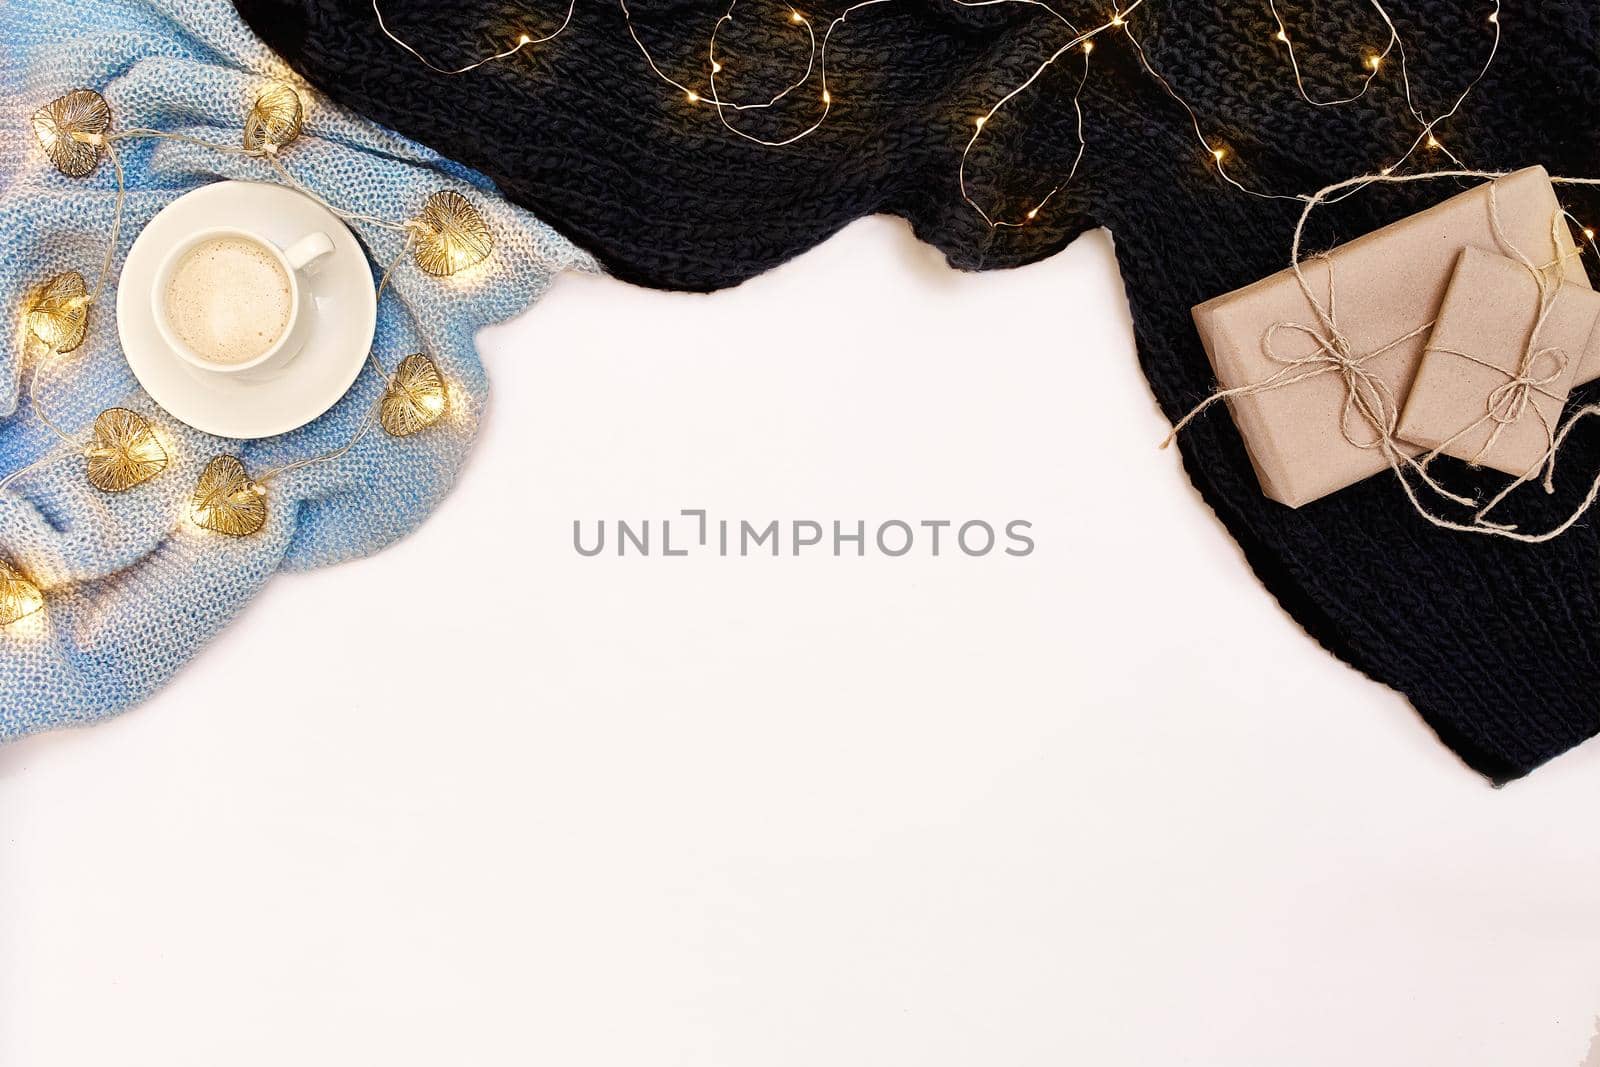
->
[283,232,335,273]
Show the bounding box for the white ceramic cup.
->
[151,226,335,377]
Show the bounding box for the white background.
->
[5,220,1600,1066]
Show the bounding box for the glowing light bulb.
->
[1426,134,1440,149]
[1585,228,1596,241]
[974,115,986,129]
[1274,30,1288,43]
[190,456,267,537]
[1026,207,1039,220]
[821,89,831,104]
[381,354,450,437]
[1366,54,1382,71]
[712,60,722,73]
[243,83,304,154]
[518,33,531,45]
[84,408,168,493]
[412,190,494,277]
[686,90,700,103]
[790,10,803,22]
[1082,40,1094,54]
[31,88,110,177]
[25,271,90,354]
[0,559,44,628]
[1211,147,1226,162]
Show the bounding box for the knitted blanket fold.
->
[234,0,1600,783]
[0,0,595,736]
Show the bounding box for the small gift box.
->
[1190,166,1589,508]
[1397,247,1600,478]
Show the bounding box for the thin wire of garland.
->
[368,0,1507,220]
[248,237,416,484]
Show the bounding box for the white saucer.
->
[117,181,378,439]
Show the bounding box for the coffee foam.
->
[164,236,292,364]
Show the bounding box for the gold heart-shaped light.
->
[380,353,449,437]
[25,271,89,354]
[243,83,304,154]
[32,89,111,178]
[190,455,267,537]
[412,190,493,277]
[85,408,168,492]
[0,558,44,627]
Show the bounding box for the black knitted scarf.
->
[235,0,1600,782]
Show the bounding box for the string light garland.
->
[956,1,1105,227]
[1267,0,1395,109]
[371,0,577,74]
[4,80,486,624]
[958,0,1504,217]
[702,0,896,148]
[370,0,1507,224]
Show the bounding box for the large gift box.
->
[1397,247,1600,478]
[1190,167,1588,508]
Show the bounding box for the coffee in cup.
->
[151,225,335,377]
[163,236,293,365]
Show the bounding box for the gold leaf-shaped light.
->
[85,408,168,492]
[380,353,449,437]
[190,455,267,537]
[32,89,111,177]
[412,190,493,277]
[25,271,89,354]
[243,83,304,153]
[0,558,44,627]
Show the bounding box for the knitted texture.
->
[0,0,595,738]
[235,0,1600,783]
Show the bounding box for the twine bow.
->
[1260,267,1426,456]
[1427,341,1568,471]
[1484,347,1566,427]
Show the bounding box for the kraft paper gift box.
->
[1190,166,1589,508]
[1397,247,1600,478]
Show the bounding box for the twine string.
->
[1434,341,1567,465]
[1168,168,1600,542]
[1161,257,1472,508]
[1400,203,1576,524]
[1461,197,1569,465]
